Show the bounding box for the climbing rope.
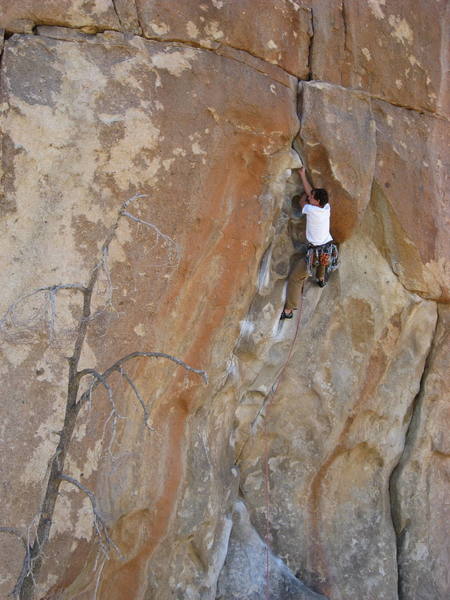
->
[263,284,305,599]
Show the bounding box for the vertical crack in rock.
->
[217,78,329,599]
[0,29,5,84]
[109,0,143,35]
[341,0,349,59]
[110,0,124,31]
[0,30,9,217]
[340,0,352,88]
[388,308,439,600]
[307,9,315,80]
[230,189,303,466]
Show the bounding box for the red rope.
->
[263,285,305,600]
[264,420,271,600]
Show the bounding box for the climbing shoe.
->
[317,279,326,288]
[280,310,294,320]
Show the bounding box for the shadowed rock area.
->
[0,2,448,599]
[216,502,327,600]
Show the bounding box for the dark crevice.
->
[0,29,5,61]
[232,74,304,476]
[0,31,7,217]
[109,0,143,36]
[387,307,439,600]
[110,0,124,31]
[341,0,349,56]
[306,7,315,80]
[341,0,351,89]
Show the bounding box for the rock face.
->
[235,229,437,600]
[391,305,450,600]
[297,81,377,242]
[0,2,448,600]
[216,502,327,600]
[309,0,449,116]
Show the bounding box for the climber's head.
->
[309,188,328,208]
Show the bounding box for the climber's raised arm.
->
[298,166,313,196]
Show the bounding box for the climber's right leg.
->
[316,263,326,286]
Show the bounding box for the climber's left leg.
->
[283,257,308,317]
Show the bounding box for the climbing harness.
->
[306,241,339,284]
[263,285,305,599]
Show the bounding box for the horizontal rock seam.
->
[8,20,447,121]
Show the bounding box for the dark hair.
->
[312,188,328,208]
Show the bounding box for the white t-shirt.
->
[302,203,333,246]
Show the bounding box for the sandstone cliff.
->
[0,2,448,599]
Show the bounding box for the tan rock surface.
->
[391,305,450,600]
[366,100,449,302]
[235,225,437,599]
[0,0,121,33]
[310,0,450,117]
[135,0,312,78]
[0,0,312,77]
[0,2,449,599]
[0,28,298,599]
[297,81,449,300]
[297,81,377,242]
[217,501,327,599]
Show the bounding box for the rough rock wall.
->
[0,2,448,600]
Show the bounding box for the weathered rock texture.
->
[0,1,448,600]
[391,305,450,600]
[216,502,327,600]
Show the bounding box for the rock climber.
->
[280,166,334,320]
